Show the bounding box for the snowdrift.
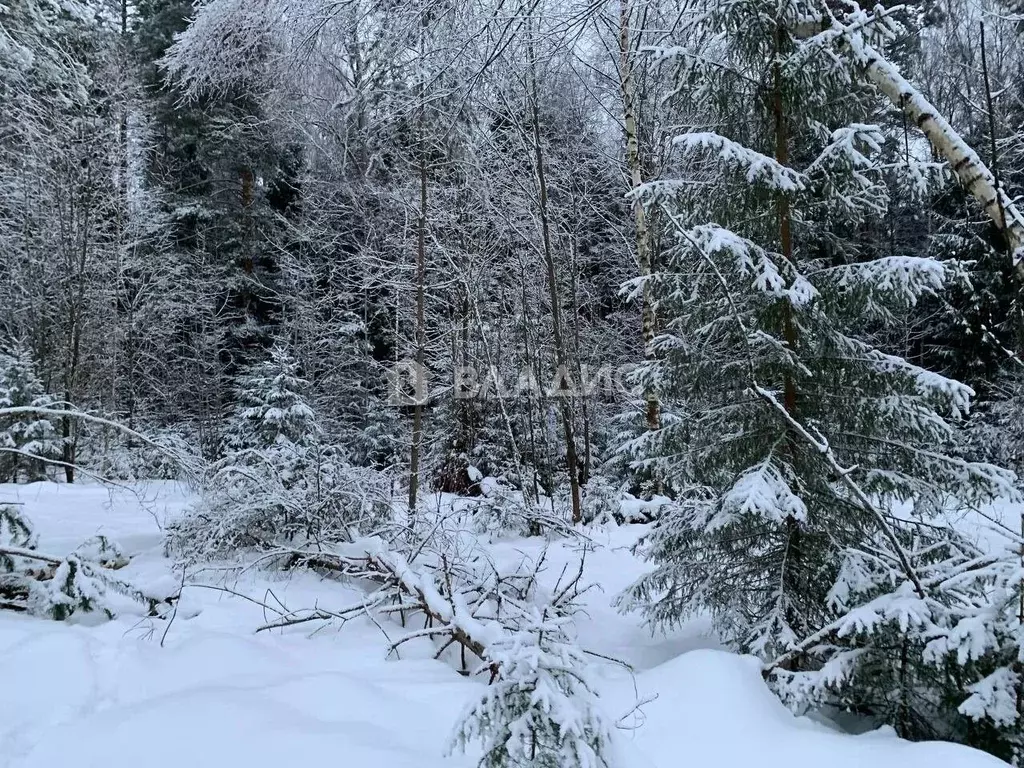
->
[0,482,1012,768]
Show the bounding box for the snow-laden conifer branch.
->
[766,521,1024,743]
[749,383,927,599]
[720,456,807,526]
[1,505,176,620]
[0,544,61,566]
[672,222,817,306]
[675,132,807,192]
[815,256,948,307]
[795,3,1024,271]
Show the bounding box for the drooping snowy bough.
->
[795,3,1024,273]
[0,504,175,620]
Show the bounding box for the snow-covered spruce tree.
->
[167,343,389,563]
[169,343,315,557]
[1,503,169,620]
[0,343,61,483]
[620,0,1017,741]
[936,529,1024,763]
[223,343,317,457]
[449,609,614,768]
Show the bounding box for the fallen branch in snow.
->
[0,545,62,566]
[615,692,659,730]
[261,542,532,676]
[231,532,618,766]
[1,505,176,620]
[0,547,175,619]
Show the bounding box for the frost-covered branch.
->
[236,525,616,767]
[0,406,200,480]
[750,383,926,598]
[795,4,1024,270]
[675,132,807,192]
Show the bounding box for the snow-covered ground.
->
[0,481,1012,768]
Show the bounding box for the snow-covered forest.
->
[4,0,1024,765]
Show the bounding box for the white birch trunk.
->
[798,18,1024,274]
[618,0,662,434]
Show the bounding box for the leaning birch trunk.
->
[799,18,1024,273]
[857,43,1024,268]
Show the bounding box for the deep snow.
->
[0,481,1012,768]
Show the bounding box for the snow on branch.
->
[449,608,615,768]
[675,132,807,192]
[162,0,286,98]
[855,343,975,417]
[819,255,949,307]
[0,405,200,481]
[1,504,176,620]
[245,530,617,768]
[719,457,807,527]
[795,4,1024,271]
[749,383,928,600]
[959,669,1022,727]
[803,123,891,218]
[804,123,884,176]
[682,224,817,306]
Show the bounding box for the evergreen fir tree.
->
[227,343,317,453]
[0,344,61,483]
[450,609,614,768]
[133,0,296,418]
[621,0,1017,739]
[221,341,318,496]
[167,343,389,562]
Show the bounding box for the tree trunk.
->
[408,10,429,514]
[794,18,1024,269]
[773,20,803,643]
[527,26,582,524]
[618,0,661,434]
